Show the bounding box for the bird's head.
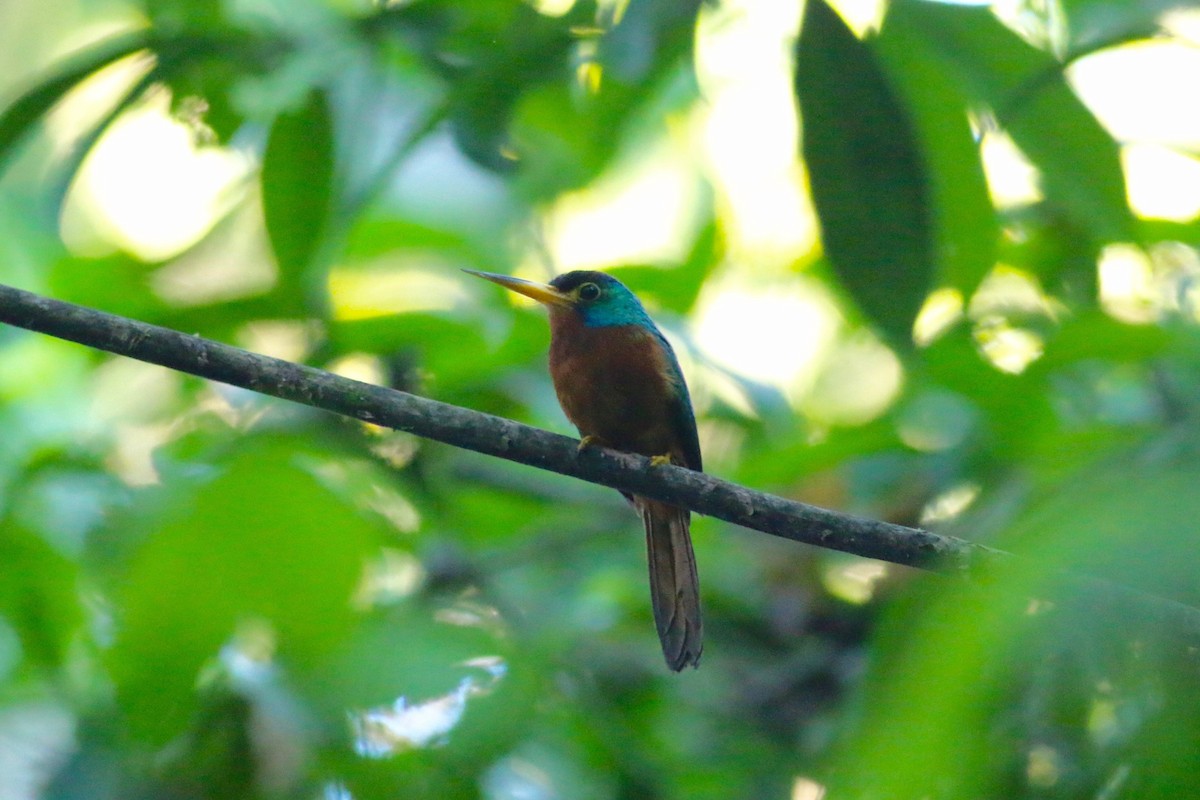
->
[466,269,654,329]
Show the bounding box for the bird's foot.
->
[649,453,674,467]
[578,434,605,452]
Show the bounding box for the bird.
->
[465,268,703,670]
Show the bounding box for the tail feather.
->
[638,498,703,670]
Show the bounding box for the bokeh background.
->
[2,0,1200,797]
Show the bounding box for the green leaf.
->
[0,523,82,670]
[872,11,998,295]
[2,29,280,225]
[154,30,287,144]
[610,220,721,316]
[997,204,1098,300]
[795,0,933,343]
[0,31,153,171]
[109,438,383,742]
[343,218,486,265]
[894,0,1133,244]
[262,89,336,295]
[1036,309,1171,368]
[49,254,165,320]
[470,0,706,186]
[598,0,704,84]
[328,313,492,395]
[143,0,226,32]
[302,605,499,715]
[833,436,1200,796]
[921,328,1056,459]
[373,0,591,174]
[446,4,582,173]
[1061,0,1195,53]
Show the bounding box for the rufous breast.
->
[547,310,679,459]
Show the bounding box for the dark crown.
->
[549,270,623,293]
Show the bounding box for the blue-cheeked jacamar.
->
[467,269,703,670]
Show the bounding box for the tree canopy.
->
[1,0,1199,798]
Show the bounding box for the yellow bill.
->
[463,269,572,308]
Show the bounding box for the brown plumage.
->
[464,268,704,670]
[548,311,703,671]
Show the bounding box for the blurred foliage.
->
[1,0,1200,798]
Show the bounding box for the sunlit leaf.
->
[0,32,152,172]
[0,29,275,177]
[895,0,1133,244]
[1061,0,1195,52]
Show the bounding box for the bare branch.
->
[0,282,983,573]
[8,283,1200,647]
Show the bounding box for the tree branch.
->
[0,282,983,573]
[9,283,1200,648]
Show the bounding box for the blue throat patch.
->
[578,286,657,330]
[572,276,689,393]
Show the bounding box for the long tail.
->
[637,498,703,670]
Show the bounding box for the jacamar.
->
[466,269,703,670]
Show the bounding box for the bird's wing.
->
[654,330,702,472]
[667,382,702,472]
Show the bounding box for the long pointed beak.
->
[463,269,572,308]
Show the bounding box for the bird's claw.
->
[649,454,673,467]
[578,435,603,451]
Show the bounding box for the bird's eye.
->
[578,282,601,302]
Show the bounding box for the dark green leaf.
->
[998,204,1098,301]
[512,0,702,197]
[872,10,998,294]
[262,90,336,295]
[795,0,933,343]
[446,5,579,173]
